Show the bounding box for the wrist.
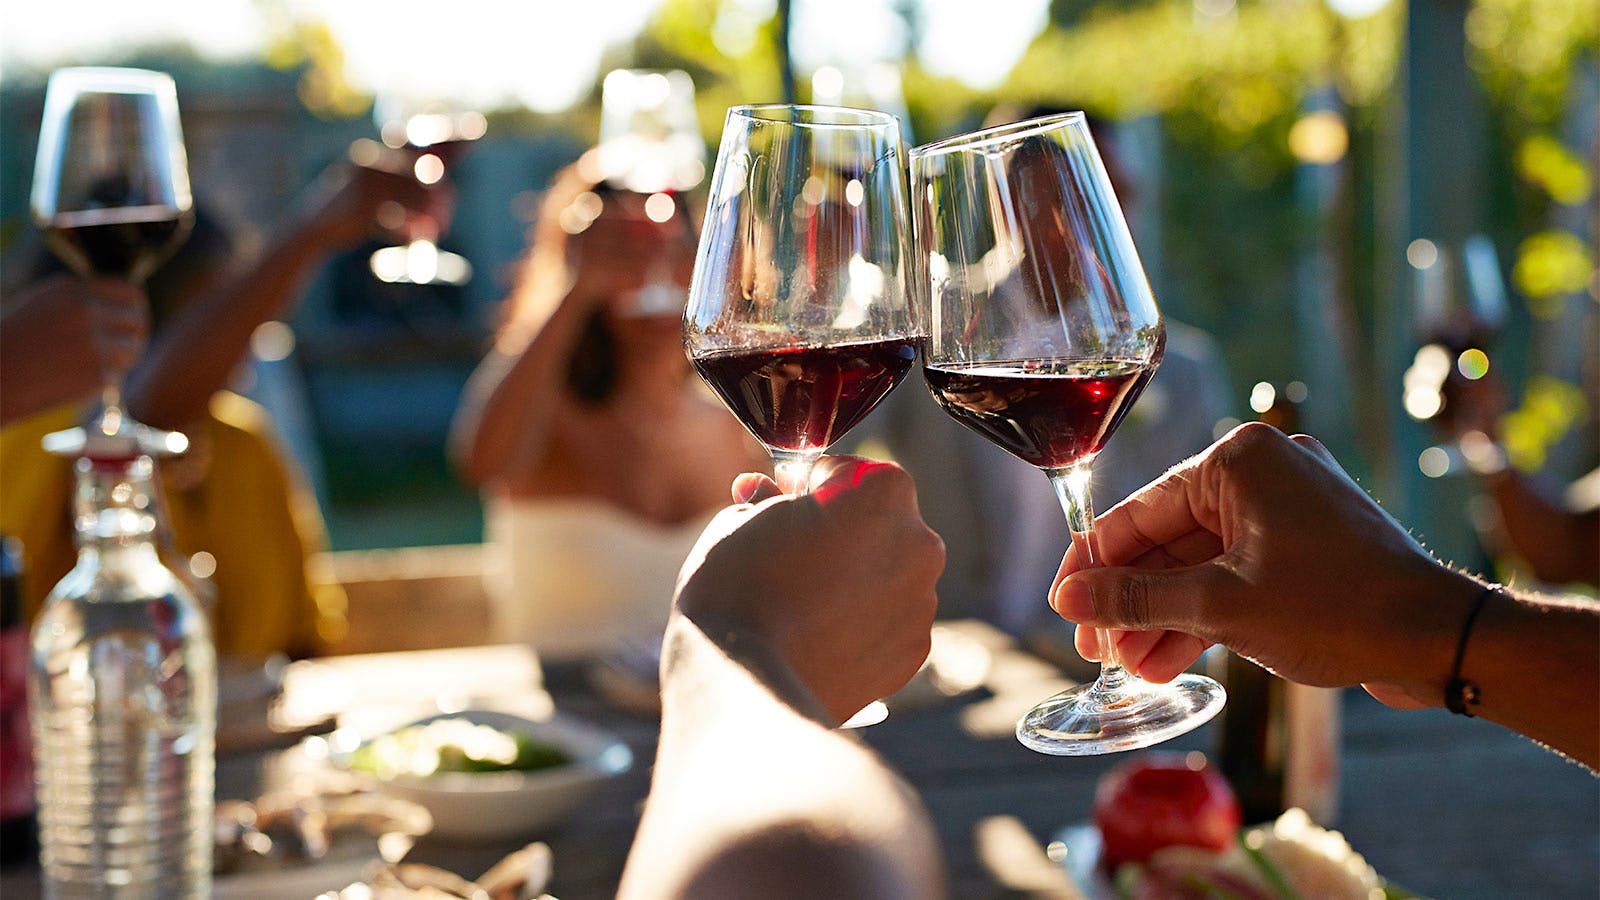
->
[1386,563,1491,709]
[662,612,835,726]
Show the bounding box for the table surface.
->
[4,631,1596,899]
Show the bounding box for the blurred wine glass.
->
[597,69,705,194]
[30,66,194,437]
[368,93,484,287]
[1403,235,1510,477]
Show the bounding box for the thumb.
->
[732,472,782,505]
[1050,562,1230,634]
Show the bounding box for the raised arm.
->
[446,260,597,489]
[620,458,947,899]
[125,152,444,430]
[1050,422,1599,769]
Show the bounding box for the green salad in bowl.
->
[349,718,570,778]
[335,709,633,840]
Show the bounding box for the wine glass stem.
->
[1049,464,1125,677]
[772,451,821,497]
[97,379,127,435]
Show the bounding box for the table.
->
[3,631,1595,898]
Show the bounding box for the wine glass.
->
[367,93,484,286]
[909,112,1225,755]
[30,66,193,437]
[684,104,921,726]
[597,68,706,194]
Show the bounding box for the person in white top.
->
[451,151,767,660]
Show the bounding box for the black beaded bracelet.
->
[1444,584,1499,716]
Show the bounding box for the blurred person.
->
[1428,340,1598,588]
[0,275,147,427]
[450,152,767,661]
[0,146,448,658]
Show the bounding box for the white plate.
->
[338,709,633,841]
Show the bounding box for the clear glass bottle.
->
[28,451,215,898]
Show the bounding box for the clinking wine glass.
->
[30,66,194,439]
[684,104,922,726]
[368,94,484,287]
[910,112,1225,755]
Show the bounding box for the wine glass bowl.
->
[368,94,483,286]
[31,67,193,285]
[685,104,920,494]
[911,112,1224,755]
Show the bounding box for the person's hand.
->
[297,144,455,250]
[671,457,945,724]
[1,274,147,425]
[1050,422,1482,710]
[563,198,695,310]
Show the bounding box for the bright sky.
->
[0,0,1047,110]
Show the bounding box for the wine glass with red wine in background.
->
[684,105,921,727]
[910,112,1225,755]
[30,67,193,433]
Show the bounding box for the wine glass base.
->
[1015,673,1225,756]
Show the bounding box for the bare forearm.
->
[449,295,593,486]
[621,616,943,900]
[125,222,331,428]
[1399,567,1599,769]
[1485,471,1600,586]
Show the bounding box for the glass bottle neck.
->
[72,454,161,552]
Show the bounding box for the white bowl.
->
[340,709,633,841]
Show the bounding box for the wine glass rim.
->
[911,111,1085,158]
[47,66,176,94]
[729,103,900,130]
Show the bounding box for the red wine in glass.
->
[40,206,190,282]
[924,359,1156,470]
[692,337,919,454]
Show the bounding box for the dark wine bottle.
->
[0,534,37,867]
[1213,383,1340,825]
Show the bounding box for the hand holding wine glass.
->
[30,66,193,438]
[684,104,921,728]
[910,112,1224,755]
[367,93,484,286]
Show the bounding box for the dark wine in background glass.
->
[692,337,918,455]
[40,209,188,282]
[685,104,920,729]
[911,112,1224,755]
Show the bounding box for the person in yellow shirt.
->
[2,149,446,658]
[0,394,341,657]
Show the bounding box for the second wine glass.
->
[910,112,1225,755]
[684,104,921,495]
